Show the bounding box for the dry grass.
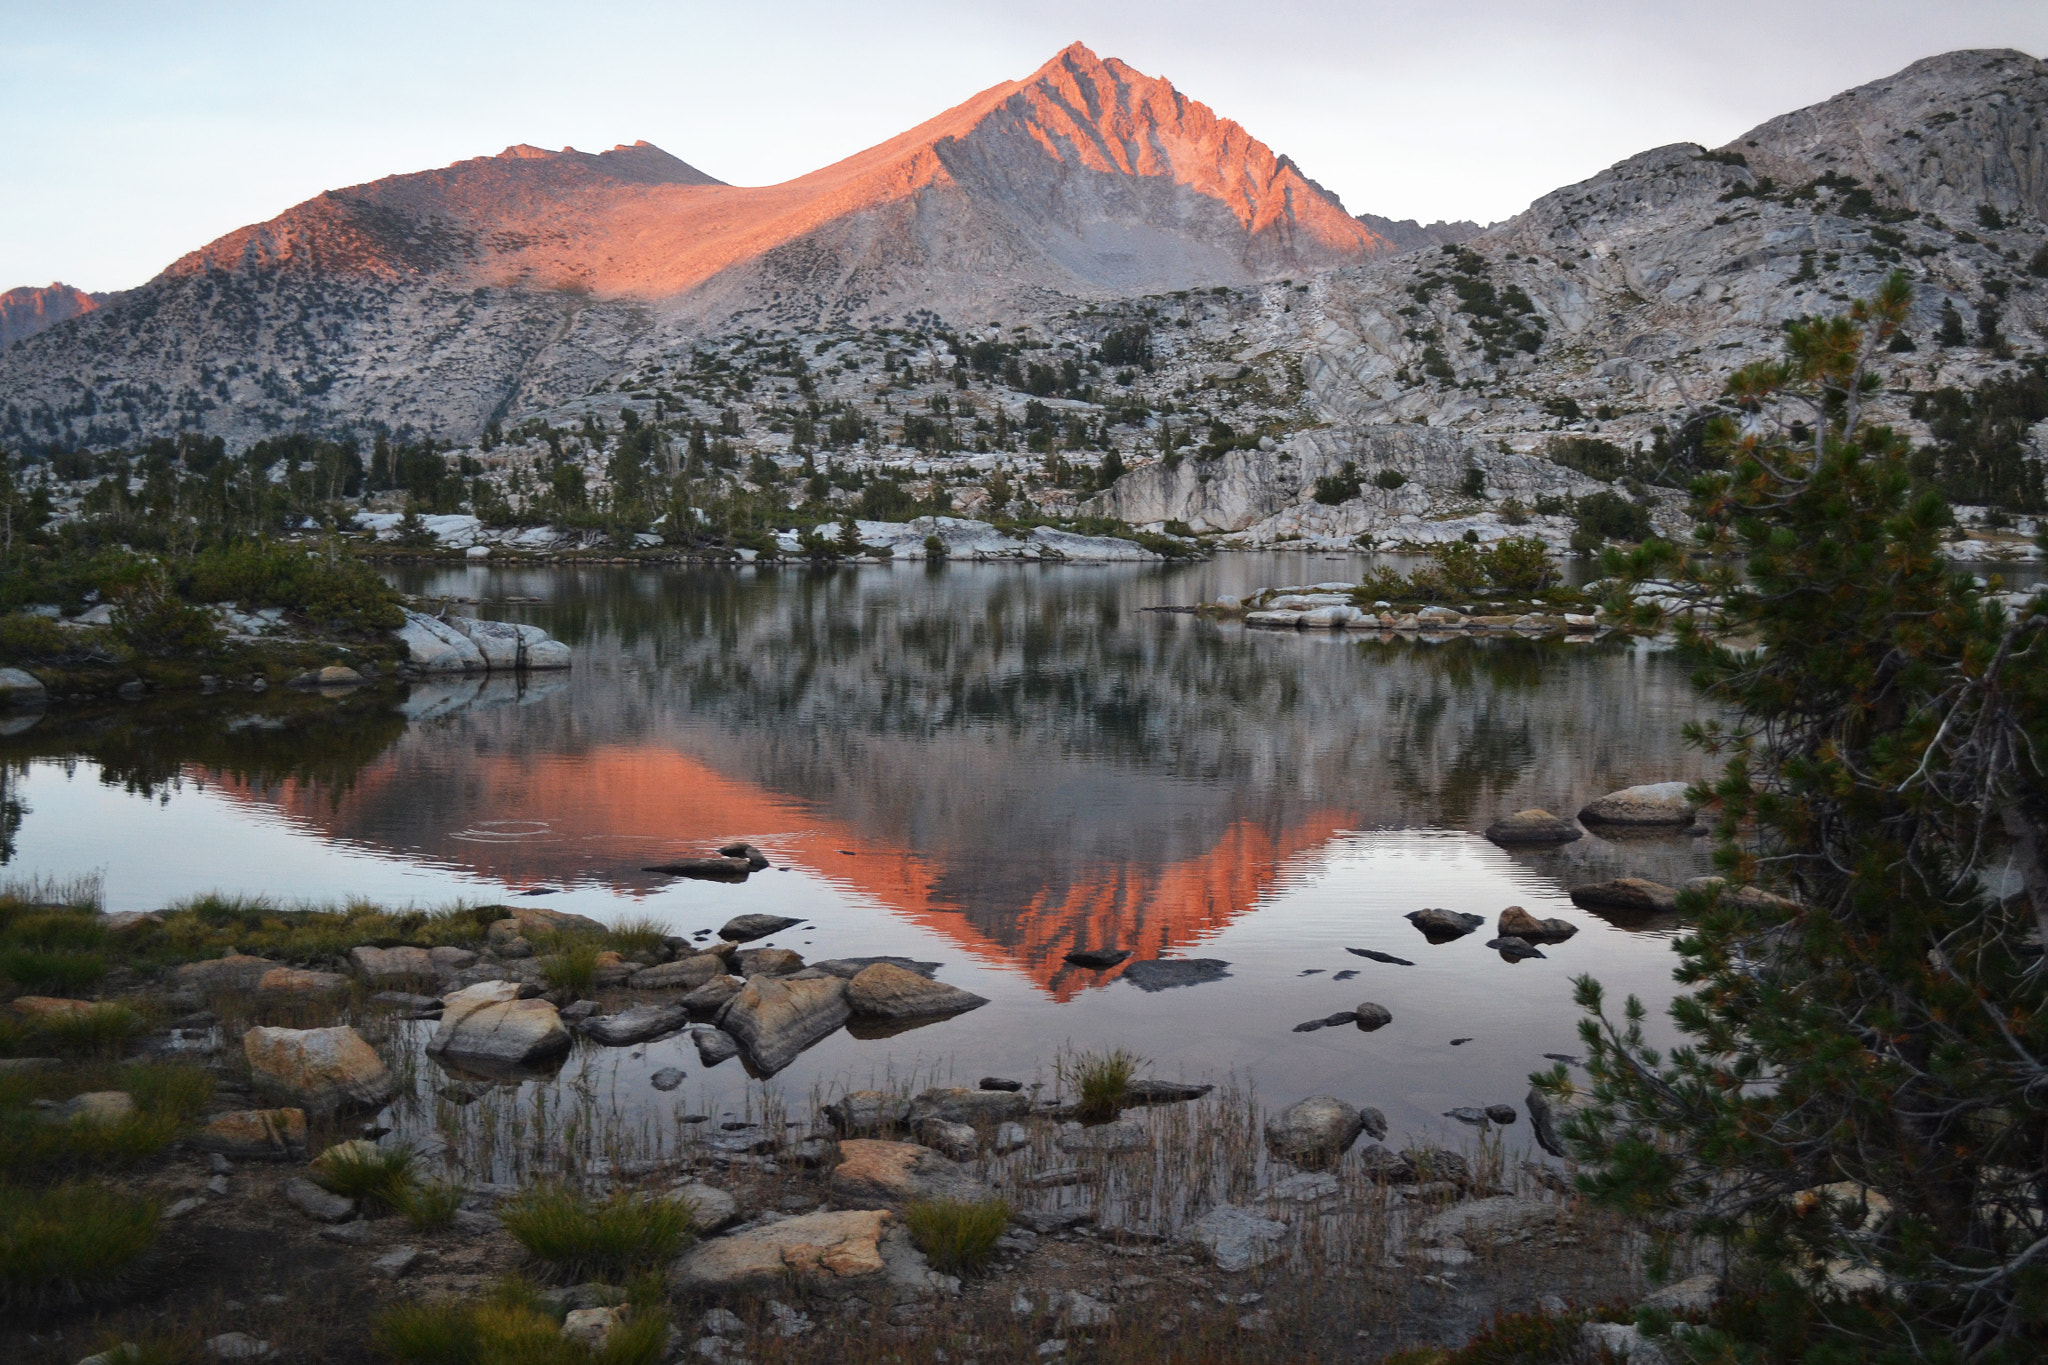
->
[374,1278,670,1365]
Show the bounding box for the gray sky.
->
[5,0,2043,291]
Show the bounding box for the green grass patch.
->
[604,916,668,957]
[0,1181,161,1312]
[902,1197,1011,1276]
[0,1002,150,1059]
[0,948,109,993]
[116,897,506,974]
[394,1179,465,1232]
[375,1278,669,1365]
[539,941,603,996]
[498,1185,695,1284]
[1059,1047,1141,1122]
[313,1140,418,1212]
[0,1062,212,1177]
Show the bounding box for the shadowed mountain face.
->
[0,43,1390,448]
[168,563,1715,996]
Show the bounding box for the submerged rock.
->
[811,956,942,980]
[906,1086,1032,1126]
[718,842,772,869]
[1569,878,1679,913]
[719,913,803,942]
[1487,935,1548,961]
[1264,1095,1366,1169]
[1063,947,1132,969]
[581,1004,689,1046]
[824,1090,912,1136]
[645,856,753,881]
[1120,958,1231,991]
[1484,809,1583,844]
[1122,1078,1213,1105]
[1579,781,1695,826]
[1497,906,1579,942]
[846,962,988,1019]
[1406,908,1484,942]
[1345,947,1415,966]
[716,974,850,1075]
[1353,1002,1393,1031]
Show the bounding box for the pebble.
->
[205,1174,231,1195]
[651,1067,687,1091]
[162,1196,205,1221]
[373,1246,419,1276]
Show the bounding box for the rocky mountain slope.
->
[1097,49,2048,543]
[0,282,103,351]
[0,42,1396,451]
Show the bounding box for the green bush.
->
[112,572,221,658]
[0,949,107,993]
[0,1003,148,1058]
[902,1198,1011,1276]
[499,1186,695,1283]
[0,1181,160,1312]
[1481,537,1560,593]
[1571,491,1653,548]
[1547,435,1631,482]
[183,541,404,633]
[0,613,68,664]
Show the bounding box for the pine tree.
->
[1547,271,2048,1358]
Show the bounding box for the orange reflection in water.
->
[229,745,1349,999]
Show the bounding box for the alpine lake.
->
[2,551,1737,1172]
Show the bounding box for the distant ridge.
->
[0,283,103,350]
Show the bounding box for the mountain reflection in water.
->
[168,558,1711,990]
[2,555,1726,1128]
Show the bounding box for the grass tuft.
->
[0,1181,160,1312]
[540,940,603,996]
[394,1179,465,1232]
[604,916,668,957]
[903,1197,1011,1276]
[0,948,109,993]
[1060,1046,1142,1122]
[375,1277,669,1365]
[312,1140,418,1212]
[498,1184,695,1284]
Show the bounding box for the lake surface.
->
[1,551,1721,1158]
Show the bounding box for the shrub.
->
[1571,491,1653,547]
[183,541,404,633]
[1060,1047,1140,1122]
[1312,462,1364,505]
[1481,537,1559,593]
[0,1182,160,1312]
[902,1198,1011,1276]
[498,1185,695,1283]
[1546,435,1630,482]
[111,571,221,658]
[0,613,68,664]
[11,1003,148,1058]
[1371,468,1408,490]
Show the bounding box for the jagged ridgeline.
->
[0,46,2044,544]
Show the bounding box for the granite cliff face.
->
[0,283,103,351]
[0,43,1394,449]
[1097,49,2048,542]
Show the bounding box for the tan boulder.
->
[244,1025,394,1114]
[717,974,850,1075]
[733,947,805,977]
[53,1091,136,1125]
[627,954,726,991]
[426,981,570,1070]
[1484,809,1583,845]
[670,1208,893,1295]
[257,966,350,998]
[192,1108,308,1160]
[174,954,280,992]
[486,906,606,946]
[349,945,434,984]
[1569,878,1679,914]
[1496,907,1579,943]
[829,1139,988,1208]
[846,963,988,1019]
[1578,781,1695,826]
[7,996,109,1022]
